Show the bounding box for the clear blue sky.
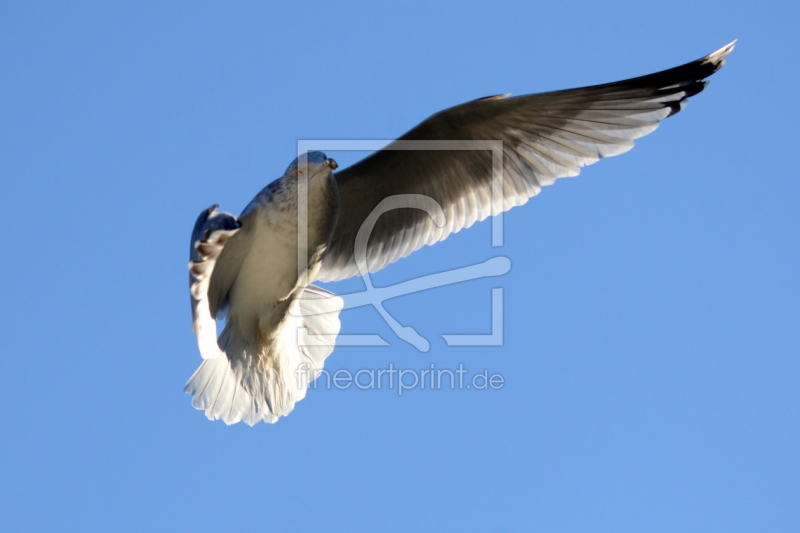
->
[1,1,798,531]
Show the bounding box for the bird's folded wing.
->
[318,41,735,282]
[189,205,242,359]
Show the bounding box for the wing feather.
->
[188,206,242,359]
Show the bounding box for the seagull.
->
[185,42,735,425]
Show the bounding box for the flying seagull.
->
[185,42,735,425]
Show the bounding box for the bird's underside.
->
[185,42,735,425]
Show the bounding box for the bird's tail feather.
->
[184,285,343,425]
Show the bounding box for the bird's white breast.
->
[226,198,304,345]
[225,183,334,347]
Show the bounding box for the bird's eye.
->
[298,169,306,176]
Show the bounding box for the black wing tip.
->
[665,41,736,113]
[702,40,737,68]
[609,40,736,115]
[203,212,241,234]
[663,40,737,84]
[688,40,737,83]
[190,204,241,253]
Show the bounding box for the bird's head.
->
[283,151,338,185]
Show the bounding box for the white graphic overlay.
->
[295,140,507,351]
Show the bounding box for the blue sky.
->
[1,1,798,531]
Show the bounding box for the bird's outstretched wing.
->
[318,42,735,282]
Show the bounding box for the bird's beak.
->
[325,158,338,170]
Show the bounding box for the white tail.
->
[184,285,343,425]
